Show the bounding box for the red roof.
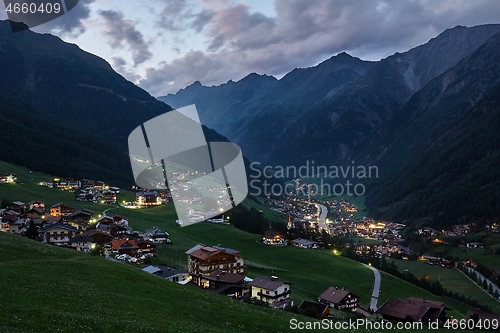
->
[189,246,222,260]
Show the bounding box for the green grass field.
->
[0,232,303,333]
[427,244,500,271]
[0,161,135,214]
[0,161,490,331]
[390,259,500,313]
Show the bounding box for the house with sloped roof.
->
[50,203,75,217]
[192,269,246,297]
[68,235,92,251]
[144,226,170,243]
[318,286,359,311]
[375,297,447,323]
[141,265,189,284]
[291,238,320,249]
[186,244,245,276]
[40,222,79,245]
[263,229,287,246]
[249,276,293,309]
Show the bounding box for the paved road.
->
[363,263,381,312]
[102,205,120,217]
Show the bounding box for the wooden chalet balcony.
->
[257,289,291,299]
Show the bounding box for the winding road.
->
[363,263,381,312]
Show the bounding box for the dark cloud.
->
[31,0,96,37]
[190,9,214,33]
[140,0,500,96]
[156,0,190,31]
[99,10,152,66]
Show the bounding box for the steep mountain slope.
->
[162,24,500,167]
[365,32,500,226]
[160,52,375,162]
[0,21,171,144]
[0,20,234,187]
[0,94,132,186]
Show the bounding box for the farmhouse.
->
[376,297,447,323]
[262,229,287,246]
[318,286,359,310]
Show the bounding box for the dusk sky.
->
[2,0,500,96]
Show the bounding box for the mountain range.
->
[1,18,500,227]
[162,24,500,226]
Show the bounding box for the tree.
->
[25,220,38,240]
[1,198,10,209]
[493,289,499,300]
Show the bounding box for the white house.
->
[249,276,293,309]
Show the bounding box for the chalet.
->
[94,181,105,189]
[297,300,330,317]
[318,286,359,311]
[50,203,75,217]
[26,208,44,220]
[96,216,114,224]
[80,179,94,188]
[111,238,139,256]
[192,269,246,297]
[67,219,89,231]
[291,238,320,249]
[136,191,162,207]
[135,239,156,255]
[101,191,117,204]
[28,201,45,212]
[111,238,156,256]
[112,214,128,223]
[376,297,447,323]
[9,219,25,234]
[186,244,245,276]
[249,276,293,309]
[141,265,190,284]
[7,201,26,214]
[144,227,170,243]
[40,223,79,245]
[68,235,92,251]
[83,229,114,244]
[263,229,287,246]
[69,209,93,222]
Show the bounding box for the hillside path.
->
[363,263,381,312]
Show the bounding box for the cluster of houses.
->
[0,172,17,184]
[39,178,120,204]
[0,199,171,262]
